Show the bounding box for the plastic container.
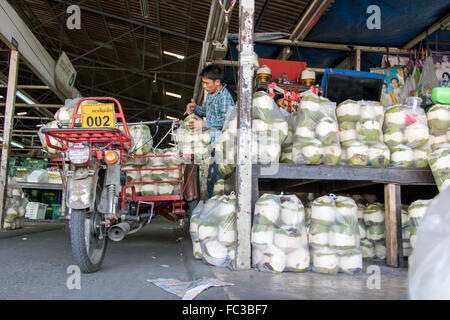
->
[25,202,48,220]
[51,204,62,220]
[431,87,450,105]
[41,191,59,205]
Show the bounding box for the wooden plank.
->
[0,48,19,230]
[384,184,403,267]
[254,164,436,185]
[235,0,255,271]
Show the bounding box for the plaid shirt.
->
[194,84,235,144]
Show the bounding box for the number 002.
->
[85,115,111,127]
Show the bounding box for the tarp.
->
[224,0,450,84]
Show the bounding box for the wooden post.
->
[235,0,254,270]
[384,183,403,267]
[0,49,20,230]
[355,48,361,71]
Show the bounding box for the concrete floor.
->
[0,218,409,300]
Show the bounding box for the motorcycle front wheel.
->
[70,183,107,273]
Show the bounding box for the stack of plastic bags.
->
[176,114,210,162]
[337,100,390,166]
[252,92,289,164]
[360,203,386,261]
[426,104,450,152]
[401,205,412,257]
[308,195,362,274]
[251,194,310,273]
[3,178,28,230]
[290,94,341,165]
[189,201,204,260]
[198,194,237,269]
[215,109,238,177]
[280,111,297,163]
[383,97,431,168]
[428,148,450,192]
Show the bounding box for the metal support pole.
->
[235,0,254,270]
[0,49,19,230]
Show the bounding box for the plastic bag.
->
[337,100,389,166]
[128,124,152,156]
[38,120,63,155]
[216,107,237,177]
[383,97,431,167]
[408,189,449,299]
[417,56,440,100]
[427,104,450,152]
[27,170,49,183]
[291,94,341,165]
[251,193,310,273]
[198,194,237,269]
[428,148,450,192]
[190,201,204,260]
[309,195,362,274]
[408,199,432,250]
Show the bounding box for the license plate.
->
[81,103,115,128]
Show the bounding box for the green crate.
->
[11,166,33,178]
[51,204,62,220]
[10,157,21,166]
[41,191,59,205]
[23,158,48,169]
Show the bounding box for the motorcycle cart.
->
[42,97,200,273]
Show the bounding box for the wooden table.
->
[251,164,436,268]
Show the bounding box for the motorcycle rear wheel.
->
[70,182,107,273]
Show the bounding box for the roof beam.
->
[403,11,450,50]
[49,0,203,43]
[290,0,334,41]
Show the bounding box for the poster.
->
[371,68,405,106]
[433,55,450,87]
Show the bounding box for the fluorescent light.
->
[36,124,44,127]
[0,136,24,149]
[163,51,185,60]
[165,91,182,99]
[17,112,27,116]
[166,115,179,120]
[168,142,176,147]
[16,91,35,104]
[0,95,4,99]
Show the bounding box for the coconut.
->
[274,228,302,250]
[300,95,322,118]
[280,199,305,226]
[391,144,414,167]
[218,225,237,245]
[312,248,339,274]
[294,119,316,140]
[309,223,330,247]
[429,134,449,151]
[359,120,382,143]
[368,143,390,166]
[429,148,450,171]
[271,120,289,142]
[213,179,225,196]
[252,248,265,266]
[251,224,274,246]
[347,141,369,166]
[427,105,450,131]
[367,223,386,241]
[384,106,407,129]
[311,196,336,225]
[360,102,384,122]
[336,100,360,122]
[301,139,323,164]
[328,224,357,250]
[412,147,430,168]
[383,127,404,147]
[141,184,158,196]
[338,250,363,274]
[316,117,339,145]
[254,195,280,224]
[408,199,431,226]
[323,145,341,165]
[258,142,281,164]
[375,240,386,260]
[262,245,287,273]
[404,122,430,148]
[286,248,310,272]
[358,220,367,239]
[193,241,203,260]
[158,183,174,195]
[360,239,376,260]
[363,203,385,225]
[335,197,358,219]
[280,148,293,163]
[198,224,218,241]
[203,240,228,266]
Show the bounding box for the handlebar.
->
[126,120,179,126]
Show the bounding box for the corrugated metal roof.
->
[4,0,318,121]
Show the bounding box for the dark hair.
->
[443,72,450,78]
[390,77,398,82]
[200,65,224,82]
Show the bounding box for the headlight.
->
[68,144,90,165]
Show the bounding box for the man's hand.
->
[184,98,196,115]
[188,115,206,130]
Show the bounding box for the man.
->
[184,65,236,198]
[389,77,401,105]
